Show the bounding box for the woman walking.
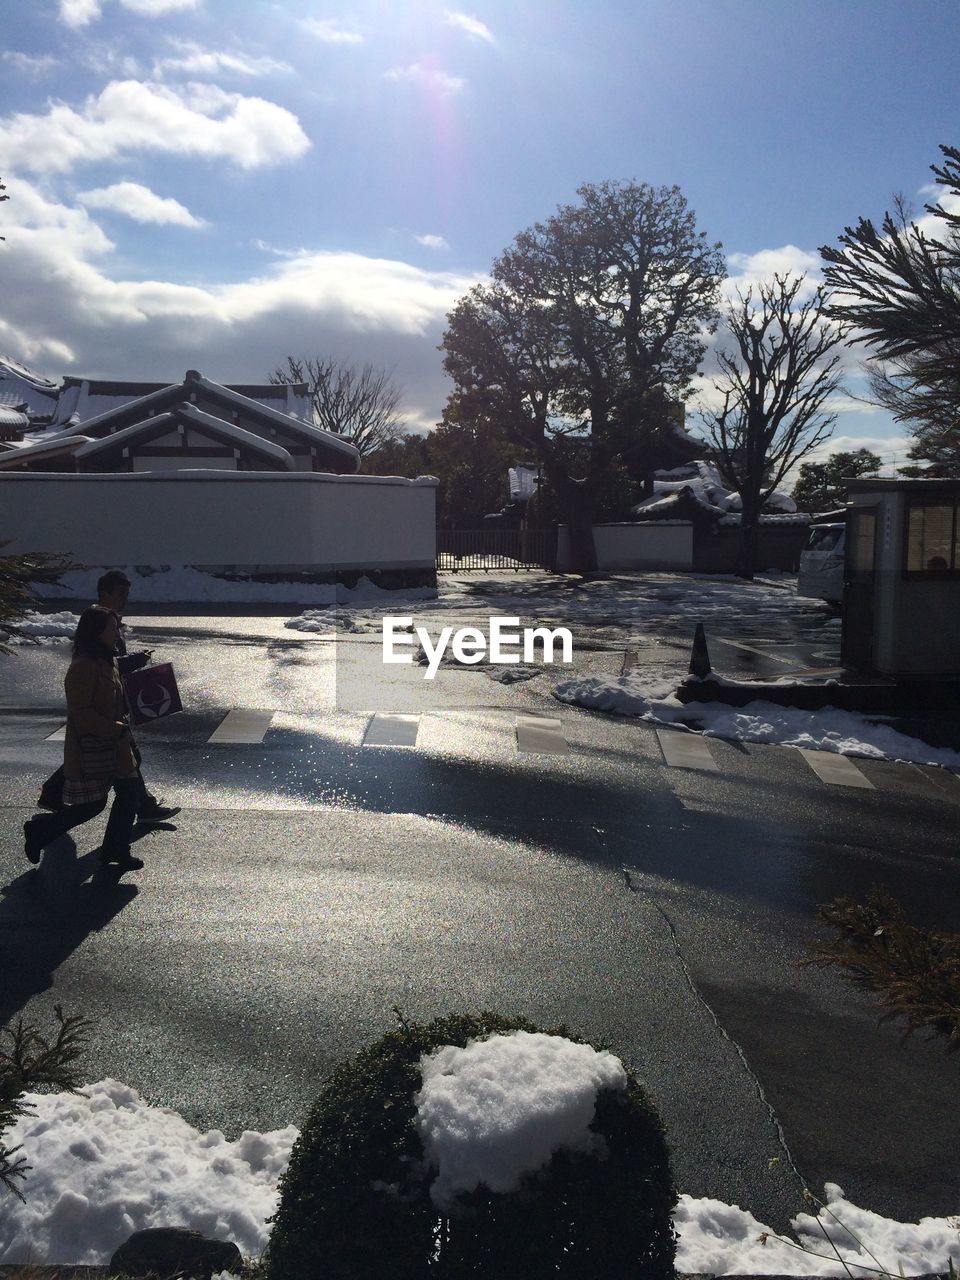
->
[24,606,144,875]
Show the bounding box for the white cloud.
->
[386,64,466,94]
[2,51,60,75]
[299,17,364,44]
[416,234,450,250]
[58,0,197,21]
[77,181,206,227]
[445,11,495,42]
[0,80,310,174]
[723,245,822,301]
[121,0,198,12]
[0,179,480,429]
[59,0,101,25]
[154,41,291,78]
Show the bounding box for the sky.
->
[1,0,959,464]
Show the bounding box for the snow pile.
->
[675,1184,960,1276]
[2,1080,959,1272]
[414,1032,626,1210]
[553,672,960,769]
[36,566,438,606]
[284,608,377,634]
[0,1079,297,1265]
[2,609,79,643]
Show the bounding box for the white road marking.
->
[207,709,275,744]
[363,713,421,747]
[515,714,569,754]
[656,729,720,771]
[714,637,794,664]
[797,748,875,789]
[45,724,67,741]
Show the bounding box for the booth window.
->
[905,502,958,574]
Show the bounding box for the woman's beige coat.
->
[63,654,137,780]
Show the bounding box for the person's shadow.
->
[0,837,140,1025]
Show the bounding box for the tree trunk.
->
[737,487,761,579]
[548,467,597,573]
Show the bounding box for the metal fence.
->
[436,528,557,572]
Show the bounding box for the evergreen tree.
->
[0,542,80,654]
[821,145,960,475]
[791,448,882,512]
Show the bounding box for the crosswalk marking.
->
[715,636,794,664]
[363,713,420,747]
[516,714,569,754]
[656,728,719,771]
[207,709,275,744]
[45,724,67,742]
[798,748,875,789]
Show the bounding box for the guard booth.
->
[842,478,960,676]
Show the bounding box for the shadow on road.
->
[0,843,138,1024]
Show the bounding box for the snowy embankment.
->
[34,565,438,606]
[2,1078,959,1273]
[552,671,960,770]
[0,609,79,644]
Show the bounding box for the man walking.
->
[37,570,179,823]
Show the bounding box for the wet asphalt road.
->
[1,577,958,1234]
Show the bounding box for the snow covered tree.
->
[701,275,846,578]
[821,145,960,476]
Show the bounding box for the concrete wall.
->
[557,522,694,571]
[0,470,437,574]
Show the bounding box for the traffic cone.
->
[689,623,712,679]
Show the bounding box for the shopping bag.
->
[123,662,183,725]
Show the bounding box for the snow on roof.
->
[73,406,296,469]
[191,373,358,464]
[0,355,60,420]
[52,371,359,471]
[0,354,58,390]
[0,406,30,429]
[631,459,800,522]
[0,434,92,469]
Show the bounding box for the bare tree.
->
[702,274,846,578]
[270,356,406,458]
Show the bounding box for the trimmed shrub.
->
[267,1010,676,1280]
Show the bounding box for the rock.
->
[109,1227,243,1279]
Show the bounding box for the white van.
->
[798,520,845,605]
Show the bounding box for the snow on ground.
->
[2,1079,958,1273]
[553,672,960,770]
[0,609,79,643]
[35,565,438,606]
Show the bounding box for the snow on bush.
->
[414,1031,627,1209]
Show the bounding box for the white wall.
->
[0,471,437,572]
[557,522,693,571]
